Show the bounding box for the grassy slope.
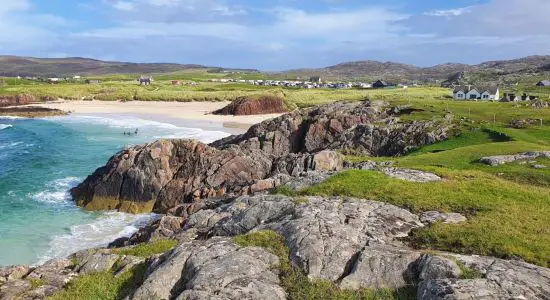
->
[293,127,550,267]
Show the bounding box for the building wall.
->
[466,90,480,100]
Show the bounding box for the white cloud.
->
[75,21,247,40]
[0,0,32,14]
[113,1,135,11]
[424,7,471,17]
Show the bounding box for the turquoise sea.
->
[0,114,229,266]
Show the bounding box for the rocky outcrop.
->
[124,194,550,299]
[132,238,285,300]
[3,195,550,299]
[480,151,550,166]
[72,101,453,213]
[0,106,66,118]
[0,94,35,107]
[213,95,290,115]
[417,254,550,300]
[212,101,451,158]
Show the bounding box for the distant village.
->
[208,77,419,90]
[9,74,550,103]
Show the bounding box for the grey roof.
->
[453,85,499,94]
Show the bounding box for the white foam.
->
[30,177,81,205]
[51,115,230,142]
[0,124,13,131]
[0,116,25,120]
[0,141,23,150]
[37,212,157,265]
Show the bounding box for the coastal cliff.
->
[71,100,453,213]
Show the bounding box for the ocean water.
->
[0,114,229,266]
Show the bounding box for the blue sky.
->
[1,0,549,70]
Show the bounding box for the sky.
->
[1,0,549,70]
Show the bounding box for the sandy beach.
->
[31,100,282,131]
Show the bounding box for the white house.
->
[453,85,499,101]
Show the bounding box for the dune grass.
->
[234,231,415,300]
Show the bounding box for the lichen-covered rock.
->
[417,255,461,281]
[418,254,550,300]
[269,197,424,282]
[382,168,442,182]
[339,244,421,290]
[420,211,467,225]
[74,250,120,275]
[418,278,505,300]
[131,237,285,300]
[479,151,550,166]
[71,140,273,213]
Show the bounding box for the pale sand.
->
[32,100,282,131]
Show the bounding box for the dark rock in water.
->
[72,101,454,213]
[71,139,274,213]
[0,106,66,118]
[212,95,290,115]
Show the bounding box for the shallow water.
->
[0,114,229,266]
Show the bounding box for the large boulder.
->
[71,139,273,213]
[212,95,290,116]
[131,237,285,300]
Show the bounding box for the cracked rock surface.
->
[2,195,550,299]
[131,237,285,300]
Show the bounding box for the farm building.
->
[453,85,499,100]
[372,80,396,89]
[535,80,550,87]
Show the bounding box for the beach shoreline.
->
[29,100,282,132]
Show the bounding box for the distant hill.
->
[1,55,549,84]
[0,56,257,77]
[279,55,550,83]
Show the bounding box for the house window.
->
[470,94,477,99]
[483,94,489,99]
[457,93,463,98]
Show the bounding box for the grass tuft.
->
[48,263,148,300]
[112,239,178,258]
[29,278,45,289]
[456,261,484,280]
